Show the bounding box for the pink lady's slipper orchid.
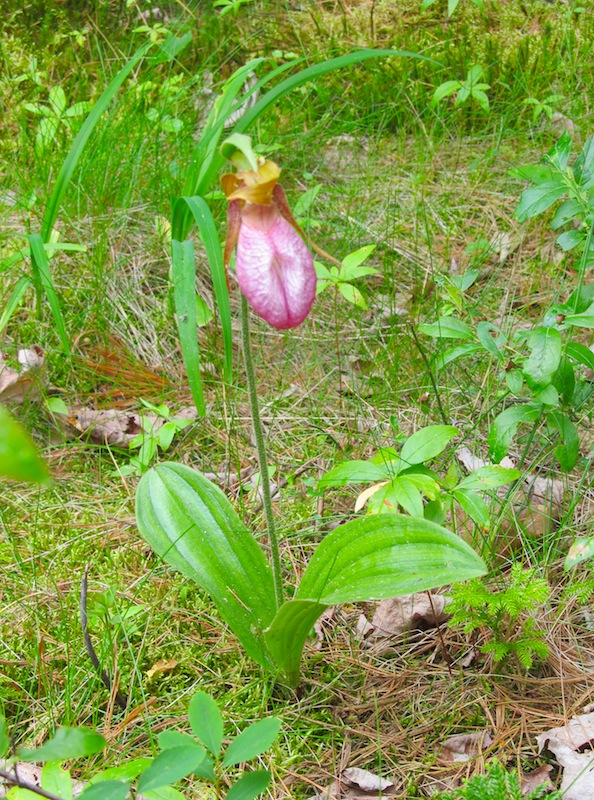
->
[222,159,316,330]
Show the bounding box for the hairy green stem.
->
[240,294,283,609]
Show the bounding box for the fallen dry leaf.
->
[342,767,394,793]
[360,593,449,653]
[537,713,594,800]
[308,767,396,800]
[437,730,494,764]
[0,346,45,402]
[146,658,178,680]
[313,607,335,650]
[56,406,197,447]
[520,764,554,795]
[0,762,84,798]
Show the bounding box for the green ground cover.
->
[1,1,594,797]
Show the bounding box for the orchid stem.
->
[240,294,283,610]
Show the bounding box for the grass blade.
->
[176,196,232,383]
[28,233,70,355]
[0,276,31,335]
[41,43,150,242]
[171,238,205,415]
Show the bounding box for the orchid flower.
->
[222,157,317,330]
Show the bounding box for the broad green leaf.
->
[0,405,49,483]
[152,31,193,64]
[397,472,441,500]
[135,463,276,669]
[78,781,130,800]
[386,477,424,517]
[431,80,462,105]
[452,489,490,530]
[418,317,474,339]
[225,771,271,800]
[137,745,206,793]
[28,233,70,354]
[535,384,559,406]
[476,321,505,358]
[564,303,594,329]
[471,88,489,112]
[515,179,566,222]
[42,763,72,800]
[319,461,390,488]
[264,599,327,687]
[400,425,459,466]
[171,239,204,415]
[552,356,575,405]
[566,341,594,371]
[488,403,541,463]
[189,692,224,756]
[0,275,30,334]
[506,368,524,394]
[341,245,376,271]
[545,131,572,171]
[573,134,594,184]
[436,342,482,370]
[548,410,579,471]
[266,516,485,684]
[338,282,367,308]
[556,230,585,251]
[523,327,562,390]
[88,758,151,785]
[296,514,486,605]
[158,731,197,750]
[457,466,520,491]
[448,0,461,16]
[565,536,594,570]
[144,788,187,800]
[551,198,582,230]
[223,719,281,768]
[509,164,554,184]
[19,727,106,762]
[41,44,150,241]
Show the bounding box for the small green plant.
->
[24,86,92,156]
[448,564,550,669]
[0,404,48,483]
[319,423,520,531]
[431,66,490,112]
[436,759,560,800]
[121,400,194,476]
[315,244,379,310]
[1,692,280,799]
[522,93,564,125]
[213,0,254,15]
[422,0,484,16]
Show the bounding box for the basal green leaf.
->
[436,342,482,370]
[523,326,562,390]
[319,461,390,487]
[556,230,585,251]
[135,463,276,669]
[566,341,594,371]
[263,599,327,687]
[564,302,594,329]
[487,403,541,463]
[548,410,579,471]
[400,425,459,466]
[551,199,583,230]
[296,514,486,606]
[222,719,281,768]
[19,727,106,762]
[189,692,224,756]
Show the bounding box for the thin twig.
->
[80,566,127,710]
[0,768,65,800]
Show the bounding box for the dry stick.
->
[80,566,127,710]
[0,769,65,800]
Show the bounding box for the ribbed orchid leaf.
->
[135,463,276,670]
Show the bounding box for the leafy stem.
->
[240,294,283,610]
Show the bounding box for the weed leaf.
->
[137,745,206,793]
[189,692,224,756]
[19,727,106,762]
[223,719,281,768]
[225,770,271,800]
